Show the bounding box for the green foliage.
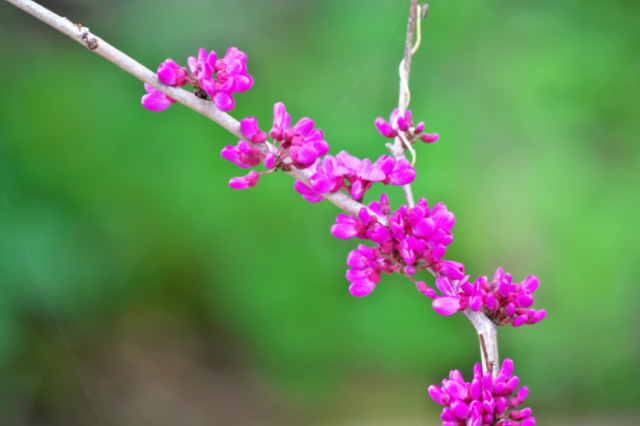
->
[0,0,639,419]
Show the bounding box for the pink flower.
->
[240,117,267,144]
[432,275,464,316]
[229,170,260,189]
[429,360,535,426]
[345,244,395,297]
[336,151,386,201]
[221,140,261,169]
[141,83,176,112]
[211,47,254,111]
[157,59,189,86]
[376,108,439,144]
[374,109,400,138]
[187,48,217,98]
[419,133,439,143]
[293,180,324,203]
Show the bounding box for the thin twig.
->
[385,0,501,377]
[3,0,382,223]
[386,0,419,209]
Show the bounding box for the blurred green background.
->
[1,0,639,424]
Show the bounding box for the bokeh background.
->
[1,0,639,425]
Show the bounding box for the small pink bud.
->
[375,117,397,138]
[417,282,437,299]
[450,399,470,420]
[228,170,260,189]
[534,309,547,323]
[397,115,408,131]
[512,315,528,327]
[264,152,276,169]
[428,385,447,405]
[419,133,439,143]
[414,121,425,133]
[509,408,532,421]
[521,417,536,426]
[349,279,376,297]
[441,407,458,422]
[496,396,508,414]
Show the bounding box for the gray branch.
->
[6,0,500,378]
[391,1,501,377]
[4,0,374,221]
[386,0,419,209]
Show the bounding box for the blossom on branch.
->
[430,268,546,327]
[375,108,438,143]
[142,47,253,112]
[141,83,176,112]
[331,195,461,297]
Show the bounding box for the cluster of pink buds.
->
[142,47,253,112]
[428,268,546,327]
[331,195,463,297]
[375,108,439,143]
[294,151,416,203]
[429,359,535,426]
[133,27,544,426]
[221,102,328,189]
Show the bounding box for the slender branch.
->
[7,0,500,378]
[386,1,502,378]
[465,308,500,378]
[4,0,379,222]
[386,0,419,209]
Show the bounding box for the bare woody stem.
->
[386,0,419,209]
[6,0,500,378]
[4,0,373,222]
[388,1,502,378]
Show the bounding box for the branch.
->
[386,1,502,378]
[465,308,500,378]
[386,0,419,209]
[7,0,500,378]
[4,0,376,222]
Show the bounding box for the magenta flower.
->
[429,359,535,426]
[428,266,545,326]
[432,275,465,316]
[375,109,400,138]
[187,47,217,98]
[240,117,268,144]
[308,155,350,194]
[157,59,190,86]
[375,108,437,143]
[335,151,387,201]
[345,244,396,297]
[143,46,253,113]
[141,83,176,112]
[222,103,331,191]
[215,47,252,91]
[330,195,463,296]
[293,180,324,203]
[420,133,439,143]
[221,140,261,169]
[229,170,260,189]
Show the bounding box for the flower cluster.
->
[331,195,462,297]
[429,268,546,326]
[429,359,535,426]
[139,35,544,426]
[376,108,439,143]
[142,47,253,112]
[294,151,416,203]
[221,102,328,189]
